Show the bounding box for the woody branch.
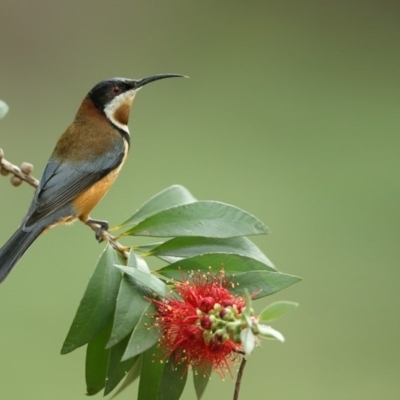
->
[0,147,129,259]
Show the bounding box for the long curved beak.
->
[134,73,188,89]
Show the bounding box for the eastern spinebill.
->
[0,73,185,283]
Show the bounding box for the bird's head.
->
[88,74,186,134]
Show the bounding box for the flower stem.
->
[233,356,247,400]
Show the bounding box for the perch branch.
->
[0,147,129,260]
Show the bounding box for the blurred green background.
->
[1,1,399,399]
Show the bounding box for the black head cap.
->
[88,74,186,111]
[89,78,135,111]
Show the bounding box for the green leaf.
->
[240,327,255,355]
[104,335,139,395]
[135,242,164,254]
[0,100,9,119]
[122,302,160,361]
[259,301,299,322]
[147,236,275,269]
[128,249,151,272]
[116,185,197,229]
[242,289,253,325]
[85,324,112,395]
[122,201,269,238]
[256,325,285,342]
[193,363,211,400]
[158,353,188,400]
[157,253,275,281]
[229,271,301,299]
[137,345,166,400]
[115,264,169,297]
[61,245,123,354]
[110,355,142,399]
[107,276,149,348]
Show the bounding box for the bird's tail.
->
[0,225,42,283]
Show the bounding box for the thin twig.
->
[0,147,129,260]
[86,221,129,259]
[233,356,247,400]
[0,148,39,187]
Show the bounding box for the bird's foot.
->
[86,218,109,242]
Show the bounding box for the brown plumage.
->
[0,74,185,284]
[54,98,125,162]
[74,141,129,223]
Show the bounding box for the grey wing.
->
[24,147,124,227]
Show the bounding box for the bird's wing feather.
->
[25,145,124,226]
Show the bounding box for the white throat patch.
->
[104,89,140,134]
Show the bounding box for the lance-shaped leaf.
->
[137,345,166,400]
[122,201,269,238]
[134,242,164,254]
[122,302,160,361]
[157,253,276,281]
[110,355,142,399]
[104,335,139,395]
[256,325,285,342]
[158,353,188,400]
[241,327,256,355]
[259,301,299,322]
[146,236,275,269]
[193,363,212,400]
[128,250,151,272]
[86,324,112,396]
[61,245,123,354]
[115,265,169,298]
[116,185,197,229]
[229,270,301,299]
[107,276,149,348]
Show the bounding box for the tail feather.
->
[0,226,42,283]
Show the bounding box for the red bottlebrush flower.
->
[154,271,245,376]
[153,271,246,376]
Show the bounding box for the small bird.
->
[0,73,185,283]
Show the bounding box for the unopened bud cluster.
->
[197,298,255,347]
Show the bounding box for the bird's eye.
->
[111,85,122,95]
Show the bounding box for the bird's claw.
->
[86,219,109,242]
[95,226,106,242]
